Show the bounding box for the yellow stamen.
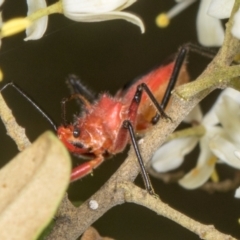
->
[210,168,219,183]
[0,2,63,38]
[1,18,32,38]
[207,156,217,166]
[156,13,170,28]
[206,156,218,182]
[0,68,3,82]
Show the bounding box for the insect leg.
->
[161,46,188,110]
[70,156,104,182]
[66,75,96,104]
[123,49,187,192]
[183,42,216,59]
[115,85,156,195]
[162,43,216,109]
[123,120,155,195]
[0,82,57,131]
[61,93,91,126]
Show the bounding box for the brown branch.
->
[0,94,31,151]
[201,171,240,194]
[119,182,237,240]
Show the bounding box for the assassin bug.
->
[1,44,211,195]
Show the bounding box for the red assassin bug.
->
[0,46,194,195]
[59,47,189,195]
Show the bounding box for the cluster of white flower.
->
[153,0,240,198]
[156,0,239,47]
[151,88,240,197]
[0,0,144,41]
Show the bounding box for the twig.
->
[174,0,240,100]
[0,94,31,151]
[120,182,237,240]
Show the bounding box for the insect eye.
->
[73,128,80,138]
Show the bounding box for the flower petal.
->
[151,137,198,172]
[215,95,240,144]
[179,131,218,189]
[64,11,145,33]
[178,156,215,189]
[114,0,137,11]
[221,88,240,105]
[25,0,48,41]
[183,104,202,123]
[62,0,127,14]
[208,0,234,19]
[232,9,240,39]
[203,88,240,126]
[234,186,240,198]
[210,136,240,169]
[197,0,224,46]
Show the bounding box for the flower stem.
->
[167,125,205,142]
[26,2,63,23]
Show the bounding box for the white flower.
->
[25,0,144,41]
[151,88,240,190]
[208,92,240,198]
[180,88,240,189]
[232,9,240,39]
[208,0,240,40]
[209,95,240,169]
[207,0,234,19]
[25,0,48,41]
[197,0,224,46]
[151,105,202,173]
[156,0,224,46]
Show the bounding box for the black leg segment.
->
[123,120,156,195]
[66,75,96,104]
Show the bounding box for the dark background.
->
[0,0,239,239]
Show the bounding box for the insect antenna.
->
[0,82,57,131]
[61,94,91,127]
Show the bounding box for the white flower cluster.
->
[0,0,144,41]
[151,88,240,198]
[156,0,239,47]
